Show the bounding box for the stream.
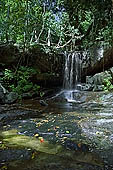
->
[0,90,113,170]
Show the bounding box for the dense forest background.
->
[0,0,113,98]
[0,0,112,51]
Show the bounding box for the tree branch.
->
[55,38,72,49]
[35,4,46,43]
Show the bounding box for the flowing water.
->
[1,91,113,169]
[63,51,82,89]
[63,51,85,102]
[0,50,113,170]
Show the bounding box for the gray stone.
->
[0,83,6,103]
[85,70,113,91]
[5,92,18,104]
[81,84,94,91]
[109,67,113,77]
[93,85,104,91]
[110,67,113,73]
[0,83,18,104]
[86,76,94,85]
[39,100,48,106]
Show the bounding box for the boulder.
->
[85,70,113,91]
[93,85,105,91]
[5,92,18,104]
[0,83,18,104]
[80,84,94,91]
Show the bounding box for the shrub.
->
[2,66,40,96]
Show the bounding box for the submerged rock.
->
[0,108,42,127]
[0,129,104,167]
[64,140,89,152]
[0,149,32,163]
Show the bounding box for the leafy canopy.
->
[0,0,112,51]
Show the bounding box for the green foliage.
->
[0,0,43,48]
[2,66,40,96]
[64,0,113,49]
[40,91,45,98]
[103,76,113,91]
[0,0,112,51]
[79,11,93,32]
[2,69,14,81]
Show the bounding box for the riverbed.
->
[0,90,113,170]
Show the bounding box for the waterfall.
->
[63,52,83,102]
[63,52,82,90]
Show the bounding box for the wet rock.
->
[5,92,18,104]
[81,84,94,91]
[39,100,48,106]
[0,108,42,127]
[0,85,5,103]
[109,67,113,76]
[86,71,112,91]
[86,76,94,85]
[0,83,7,104]
[75,84,93,91]
[0,149,32,163]
[64,140,89,152]
[65,140,79,150]
[93,85,105,91]
[41,88,60,98]
[0,129,104,167]
[0,83,18,104]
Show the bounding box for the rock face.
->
[0,83,18,104]
[0,44,19,67]
[0,83,5,103]
[28,47,64,75]
[82,48,113,78]
[5,92,18,104]
[31,73,63,87]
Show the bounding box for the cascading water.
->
[63,52,83,102]
[63,52,82,89]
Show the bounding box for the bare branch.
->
[36,4,46,43]
[47,28,51,46]
[55,38,72,49]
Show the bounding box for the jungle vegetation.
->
[0,0,112,52]
[0,0,113,95]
